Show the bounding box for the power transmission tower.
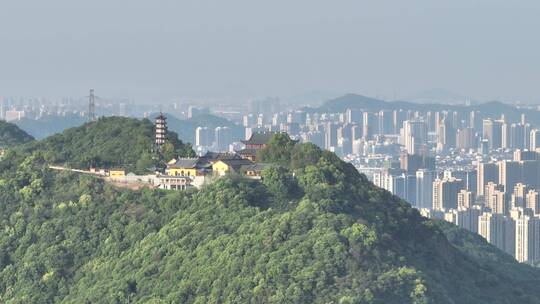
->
[88,89,96,122]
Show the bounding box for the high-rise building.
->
[362,112,375,140]
[306,130,324,149]
[445,169,477,193]
[402,120,428,155]
[243,114,256,127]
[215,126,233,152]
[485,182,508,215]
[345,108,362,124]
[432,177,465,210]
[195,127,214,147]
[524,123,532,148]
[457,189,476,209]
[271,113,286,126]
[498,160,522,194]
[399,153,435,175]
[510,123,526,150]
[513,149,540,161]
[469,110,477,129]
[501,122,510,149]
[436,116,455,152]
[515,215,540,263]
[373,169,411,202]
[483,119,504,150]
[530,129,540,151]
[393,110,407,135]
[324,122,338,150]
[526,190,540,215]
[477,162,499,197]
[378,110,394,135]
[511,183,531,209]
[479,212,515,256]
[416,169,435,209]
[457,205,482,233]
[445,207,482,233]
[351,124,362,142]
[424,111,432,132]
[337,124,353,155]
[456,127,476,150]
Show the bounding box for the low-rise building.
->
[108,169,126,177]
[157,175,193,190]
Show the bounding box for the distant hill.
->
[0,120,34,147]
[316,93,540,126]
[14,114,86,140]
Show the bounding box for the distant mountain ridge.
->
[315,93,538,125]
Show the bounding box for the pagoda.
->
[155,112,167,150]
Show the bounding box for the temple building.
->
[238,131,284,161]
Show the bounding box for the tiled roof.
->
[218,158,254,168]
[201,152,242,161]
[237,148,258,155]
[241,132,276,145]
[168,158,199,169]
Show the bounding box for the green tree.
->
[257,133,296,164]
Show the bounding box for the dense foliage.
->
[0,131,539,303]
[0,120,34,147]
[11,116,194,173]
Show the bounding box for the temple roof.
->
[200,152,242,161]
[167,158,199,169]
[236,148,258,156]
[217,158,254,168]
[241,131,276,145]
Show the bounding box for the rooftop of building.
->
[241,131,277,145]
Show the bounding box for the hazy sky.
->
[1,0,539,103]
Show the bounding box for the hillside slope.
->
[0,133,539,303]
[0,120,34,147]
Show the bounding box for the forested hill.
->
[0,133,540,303]
[0,120,34,147]
[11,116,194,173]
